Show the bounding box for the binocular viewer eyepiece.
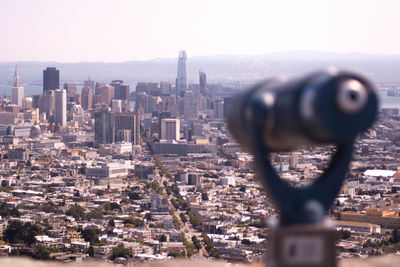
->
[227,70,378,152]
[229,70,379,266]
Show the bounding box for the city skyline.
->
[1,0,400,62]
[5,50,400,87]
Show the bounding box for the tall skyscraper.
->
[196,94,207,113]
[13,66,20,87]
[136,94,159,114]
[111,80,123,98]
[158,111,171,137]
[22,97,32,110]
[183,90,195,121]
[81,86,93,110]
[148,82,160,96]
[223,97,232,118]
[32,95,42,109]
[54,89,67,126]
[160,81,172,95]
[119,84,130,101]
[94,108,114,145]
[176,50,188,97]
[135,83,150,112]
[11,66,24,107]
[161,118,180,141]
[96,84,114,106]
[43,67,60,92]
[12,87,24,107]
[41,90,55,119]
[199,71,207,96]
[112,80,130,111]
[136,82,150,94]
[84,78,95,90]
[161,95,178,117]
[94,110,140,145]
[214,99,224,119]
[63,82,77,96]
[113,112,141,145]
[95,82,106,95]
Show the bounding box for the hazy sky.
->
[1,0,399,62]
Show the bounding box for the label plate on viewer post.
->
[282,236,324,265]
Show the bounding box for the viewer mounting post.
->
[227,69,378,267]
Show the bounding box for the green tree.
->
[173,215,181,229]
[123,217,144,227]
[168,251,184,258]
[110,244,132,260]
[128,191,142,200]
[390,229,400,243]
[31,166,40,171]
[202,192,209,201]
[157,234,167,242]
[201,232,219,258]
[180,213,187,224]
[192,236,202,251]
[171,199,180,209]
[108,219,115,227]
[242,238,252,245]
[66,204,85,220]
[41,203,56,214]
[103,202,121,211]
[4,221,43,245]
[342,230,351,239]
[86,209,104,220]
[79,166,86,175]
[145,213,153,221]
[188,211,201,229]
[181,232,195,257]
[0,202,21,218]
[33,245,51,260]
[88,246,95,257]
[81,228,102,245]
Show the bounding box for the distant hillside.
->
[1,51,400,84]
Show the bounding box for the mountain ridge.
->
[1,51,400,84]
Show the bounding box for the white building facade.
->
[54,89,67,126]
[161,118,180,140]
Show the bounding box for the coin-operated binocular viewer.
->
[227,70,378,267]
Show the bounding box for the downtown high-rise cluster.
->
[0,51,275,264]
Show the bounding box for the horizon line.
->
[1,50,400,64]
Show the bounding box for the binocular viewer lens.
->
[227,70,378,152]
[336,79,368,114]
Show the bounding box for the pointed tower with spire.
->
[13,65,20,87]
[11,66,24,107]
